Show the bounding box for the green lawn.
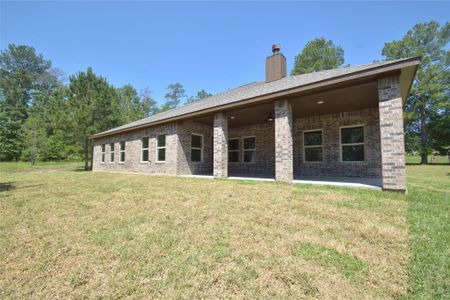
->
[0,161,83,173]
[0,162,448,298]
[406,155,449,165]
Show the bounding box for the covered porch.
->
[186,74,407,192]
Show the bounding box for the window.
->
[303,130,323,162]
[243,137,256,163]
[101,144,106,163]
[119,141,126,162]
[191,134,203,162]
[141,137,149,162]
[110,143,115,162]
[228,138,240,162]
[156,134,166,162]
[341,126,365,162]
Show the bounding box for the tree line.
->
[0,21,448,168]
[0,46,212,170]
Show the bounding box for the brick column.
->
[213,112,228,178]
[378,76,407,192]
[274,99,293,182]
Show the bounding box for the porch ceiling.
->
[193,81,379,128]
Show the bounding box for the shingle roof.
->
[93,58,417,138]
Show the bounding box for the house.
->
[92,45,420,193]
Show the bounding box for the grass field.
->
[0,162,448,298]
[405,155,448,165]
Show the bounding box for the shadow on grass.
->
[0,182,16,192]
[0,182,45,193]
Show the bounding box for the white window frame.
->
[155,134,166,163]
[109,143,115,163]
[119,141,126,163]
[242,136,256,163]
[141,137,149,163]
[190,133,203,163]
[339,125,365,163]
[101,144,106,163]
[303,129,324,163]
[228,138,240,163]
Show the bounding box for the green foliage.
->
[160,83,186,112]
[382,21,449,163]
[67,67,119,170]
[116,85,157,123]
[0,112,22,161]
[20,114,46,164]
[187,89,212,103]
[291,38,345,75]
[0,44,52,160]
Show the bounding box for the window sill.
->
[155,161,166,164]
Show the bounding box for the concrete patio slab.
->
[184,174,382,190]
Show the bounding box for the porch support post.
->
[274,99,293,182]
[213,112,228,178]
[377,75,407,192]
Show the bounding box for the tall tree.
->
[0,44,52,160]
[21,113,46,165]
[20,69,62,163]
[116,84,156,123]
[160,83,186,112]
[68,67,119,170]
[381,21,449,164]
[187,89,212,103]
[139,87,159,116]
[291,38,345,75]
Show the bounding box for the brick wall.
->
[93,108,382,179]
[213,113,228,178]
[275,100,294,182]
[177,120,213,175]
[228,122,275,176]
[378,76,406,191]
[293,108,382,178]
[92,123,179,175]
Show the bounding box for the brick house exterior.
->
[92,46,419,193]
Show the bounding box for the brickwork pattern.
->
[213,113,228,178]
[293,108,382,177]
[177,120,213,175]
[93,123,179,174]
[274,99,293,182]
[378,76,407,191]
[93,107,383,180]
[228,122,275,176]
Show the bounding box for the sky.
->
[1,1,449,104]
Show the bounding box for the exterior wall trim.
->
[302,129,324,163]
[190,132,204,163]
[338,124,366,163]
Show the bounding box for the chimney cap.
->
[272,44,281,54]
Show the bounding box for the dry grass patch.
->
[0,169,412,299]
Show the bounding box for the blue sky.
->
[1,1,449,104]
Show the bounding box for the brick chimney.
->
[265,44,286,82]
